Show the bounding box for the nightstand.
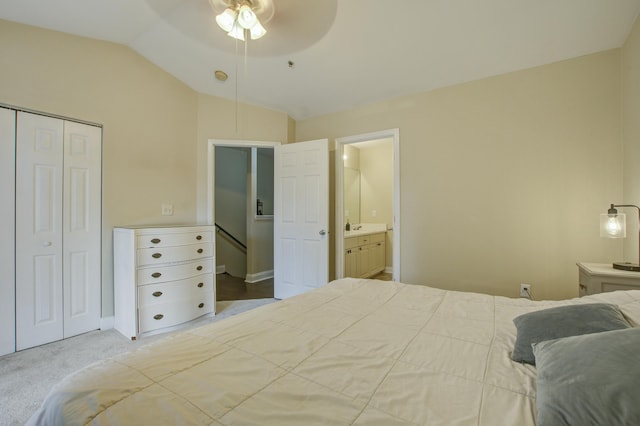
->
[577,262,640,296]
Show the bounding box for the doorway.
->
[335,129,400,281]
[207,140,279,301]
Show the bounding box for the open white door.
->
[274,139,329,299]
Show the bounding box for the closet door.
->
[0,107,16,356]
[16,112,64,350]
[63,121,102,337]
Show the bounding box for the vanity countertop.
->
[344,223,387,238]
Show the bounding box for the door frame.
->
[335,128,400,281]
[206,139,280,283]
[207,139,281,224]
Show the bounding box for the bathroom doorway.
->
[335,129,400,281]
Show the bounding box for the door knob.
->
[319,230,326,235]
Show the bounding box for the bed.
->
[27,278,640,425]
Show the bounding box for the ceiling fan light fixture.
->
[210,0,272,41]
[227,21,245,40]
[237,4,258,29]
[215,8,237,32]
[249,21,267,39]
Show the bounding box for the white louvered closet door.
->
[15,112,102,351]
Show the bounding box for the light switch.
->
[371,210,377,217]
[161,203,173,216]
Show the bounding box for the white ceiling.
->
[1,0,639,120]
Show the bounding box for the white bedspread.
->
[28,278,640,425]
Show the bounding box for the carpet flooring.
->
[0,298,276,426]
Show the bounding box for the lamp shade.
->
[215,8,236,32]
[237,4,258,29]
[600,212,626,238]
[227,21,246,40]
[249,21,267,39]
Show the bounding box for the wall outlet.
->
[520,283,531,299]
[161,203,173,216]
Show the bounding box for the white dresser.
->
[114,225,215,339]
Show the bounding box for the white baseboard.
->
[384,266,393,274]
[216,264,226,274]
[100,316,114,330]
[245,269,273,283]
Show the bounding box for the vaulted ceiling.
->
[1,0,639,120]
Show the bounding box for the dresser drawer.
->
[137,243,213,266]
[136,231,213,249]
[139,292,214,333]
[137,259,213,285]
[138,274,213,307]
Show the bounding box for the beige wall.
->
[359,141,394,269]
[0,19,198,317]
[622,16,640,263]
[360,142,393,226]
[2,15,636,310]
[195,94,289,223]
[195,95,287,284]
[0,19,290,317]
[297,50,623,300]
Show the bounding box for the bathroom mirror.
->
[344,167,360,225]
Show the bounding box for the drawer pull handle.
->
[196,235,202,240]
[151,272,162,278]
[197,282,204,288]
[197,248,203,254]
[152,291,163,297]
[196,265,203,271]
[151,238,161,244]
[198,303,205,308]
[153,314,164,320]
[152,253,162,259]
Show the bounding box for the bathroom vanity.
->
[344,226,386,278]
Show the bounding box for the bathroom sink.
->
[344,223,387,238]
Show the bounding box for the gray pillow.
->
[533,327,640,426]
[511,303,629,365]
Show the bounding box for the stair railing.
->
[214,223,247,253]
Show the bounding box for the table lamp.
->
[600,203,640,271]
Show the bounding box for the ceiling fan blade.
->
[208,0,233,14]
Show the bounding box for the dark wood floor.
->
[216,273,274,301]
[216,271,393,301]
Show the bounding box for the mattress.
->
[27,278,640,425]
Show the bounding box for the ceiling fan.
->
[208,0,275,41]
[144,0,337,56]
